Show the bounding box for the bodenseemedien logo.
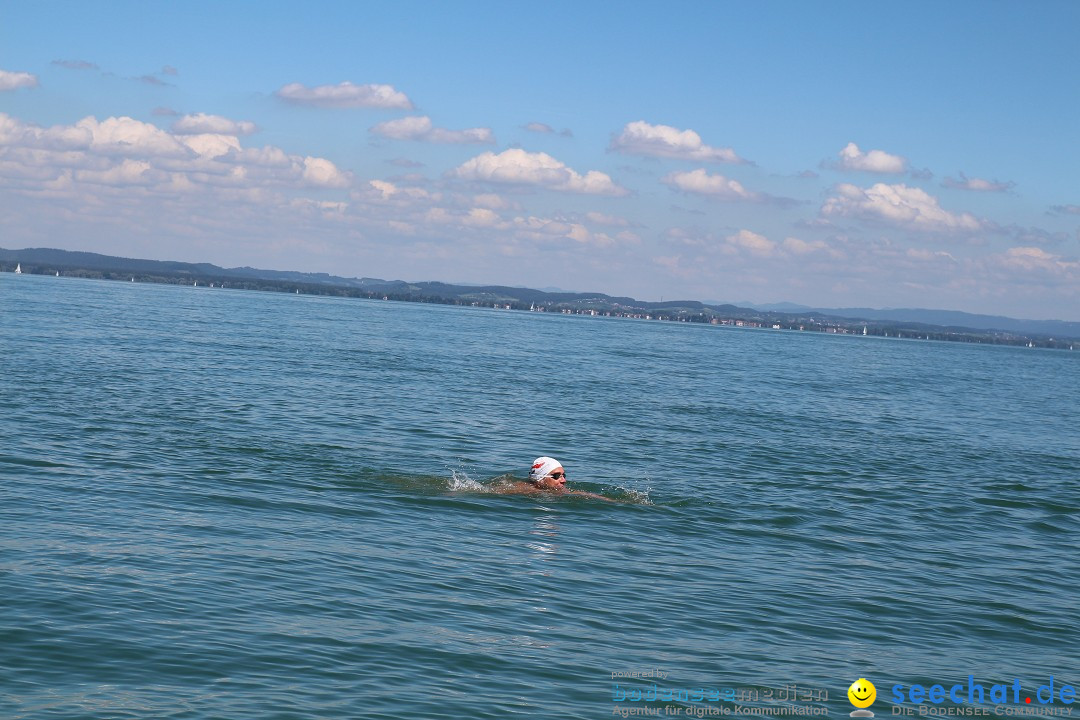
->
[849,678,877,718]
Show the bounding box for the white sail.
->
[14,263,22,274]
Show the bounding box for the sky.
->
[1,0,1079,320]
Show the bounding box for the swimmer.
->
[499,456,613,501]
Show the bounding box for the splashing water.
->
[609,481,653,505]
[448,468,489,492]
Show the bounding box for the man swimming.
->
[500,456,613,500]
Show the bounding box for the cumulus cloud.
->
[451,148,628,196]
[74,115,191,157]
[833,142,907,174]
[662,168,795,205]
[275,81,413,109]
[177,133,242,158]
[302,156,349,187]
[609,121,745,164]
[0,69,39,91]
[76,159,160,187]
[943,173,1014,192]
[662,168,758,201]
[370,116,494,144]
[782,237,835,256]
[172,113,257,136]
[725,229,777,257]
[821,183,983,232]
[0,111,352,199]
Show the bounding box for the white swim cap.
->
[529,456,562,482]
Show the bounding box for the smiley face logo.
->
[848,678,876,709]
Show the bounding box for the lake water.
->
[2,274,1077,719]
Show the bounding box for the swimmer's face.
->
[536,467,566,490]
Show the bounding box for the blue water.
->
[2,274,1078,719]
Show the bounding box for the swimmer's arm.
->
[566,489,615,502]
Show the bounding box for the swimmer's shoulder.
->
[493,478,540,495]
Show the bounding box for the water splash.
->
[608,478,654,504]
[447,468,488,492]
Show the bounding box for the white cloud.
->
[821,183,983,232]
[172,113,257,136]
[75,159,161,187]
[610,121,745,164]
[462,207,501,227]
[510,216,619,248]
[275,81,413,109]
[834,142,907,174]
[995,246,1078,275]
[782,237,835,257]
[302,157,349,187]
[361,179,435,204]
[662,168,758,200]
[942,173,1014,192]
[0,111,353,202]
[1049,204,1080,216]
[726,229,777,257]
[370,116,494,144]
[451,148,628,196]
[0,69,38,91]
[78,116,191,157]
[177,133,243,158]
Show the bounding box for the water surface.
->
[2,274,1077,719]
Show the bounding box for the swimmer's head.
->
[529,456,566,488]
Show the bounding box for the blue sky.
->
[2,0,1079,319]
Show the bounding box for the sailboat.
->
[14,263,22,274]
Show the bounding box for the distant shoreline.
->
[3,248,1078,350]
